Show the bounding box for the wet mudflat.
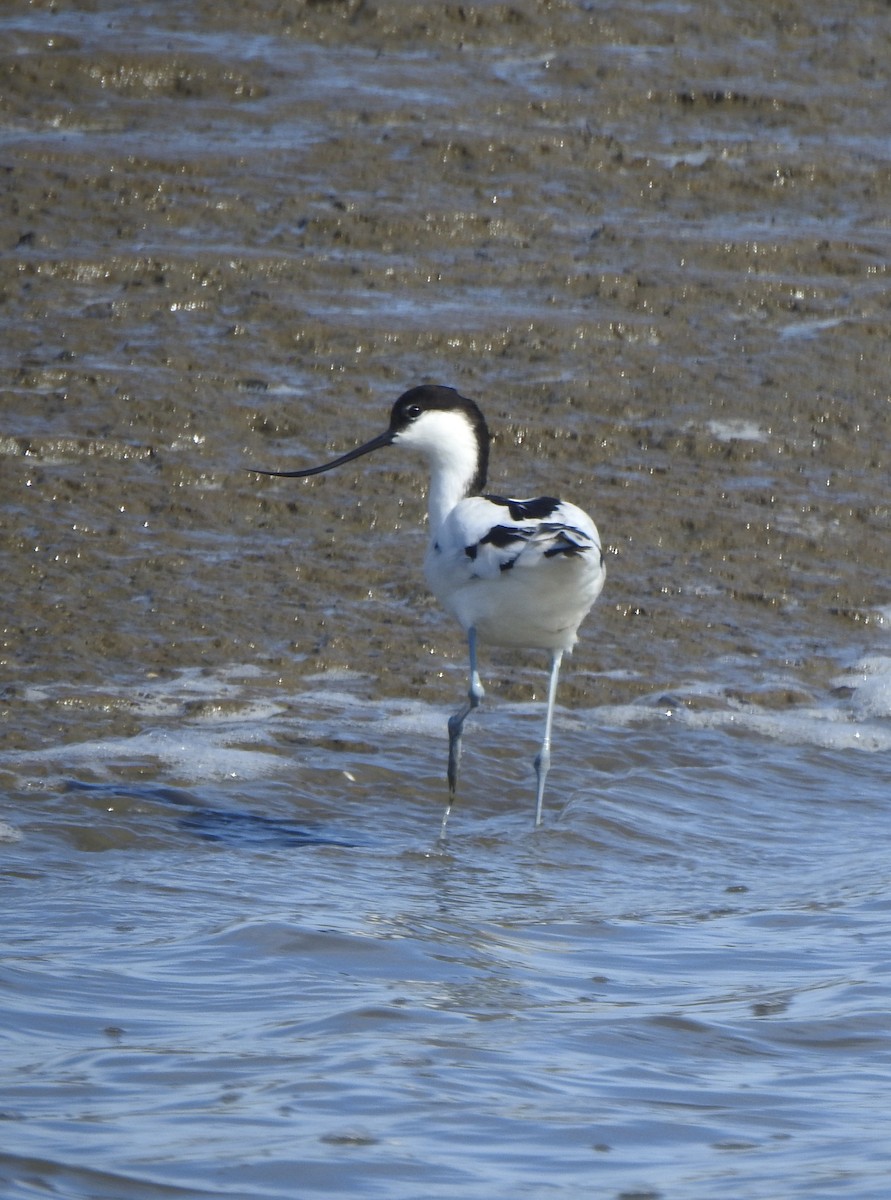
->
[1,2,890,1197]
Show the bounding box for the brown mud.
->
[1,0,889,750]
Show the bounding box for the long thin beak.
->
[249,428,394,478]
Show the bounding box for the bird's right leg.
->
[533,649,563,828]
[441,627,483,838]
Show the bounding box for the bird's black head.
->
[249,383,490,494]
[388,385,490,493]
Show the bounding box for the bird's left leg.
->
[441,627,484,837]
[534,649,563,827]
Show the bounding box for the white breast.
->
[424,494,605,652]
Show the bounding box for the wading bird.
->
[252,384,605,834]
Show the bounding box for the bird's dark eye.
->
[406,404,422,419]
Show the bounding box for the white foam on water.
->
[284,665,891,760]
[779,315,846,340]
[300,668,373,686]
[594,684,891,754]
[704,418,767,442]
[7,654,890,791]
[2,665,451,787]
[294,687,449,740]
[5,727,288,784]
[21,668,288,724]
[685,706,891,753]
[834,655,891,721]
[3,667,295,784]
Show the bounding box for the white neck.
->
[394,409,482,535]
[427,458,473,534]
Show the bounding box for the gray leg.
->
[533,649,563,827]
[440,627,484,838]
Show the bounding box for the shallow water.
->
[4,689,891,1198]
[2,1,891,1197]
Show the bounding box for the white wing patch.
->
[425,493,606,650]
[432,494,602,582]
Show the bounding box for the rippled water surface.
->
[2,1,891,1197]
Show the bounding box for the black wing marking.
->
[484,495,562,521]
[458,503,599,577]
[477,523,538,572]
[479,524,536,549]
[539,523,594,558]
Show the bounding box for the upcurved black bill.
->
[249,428,394,478]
